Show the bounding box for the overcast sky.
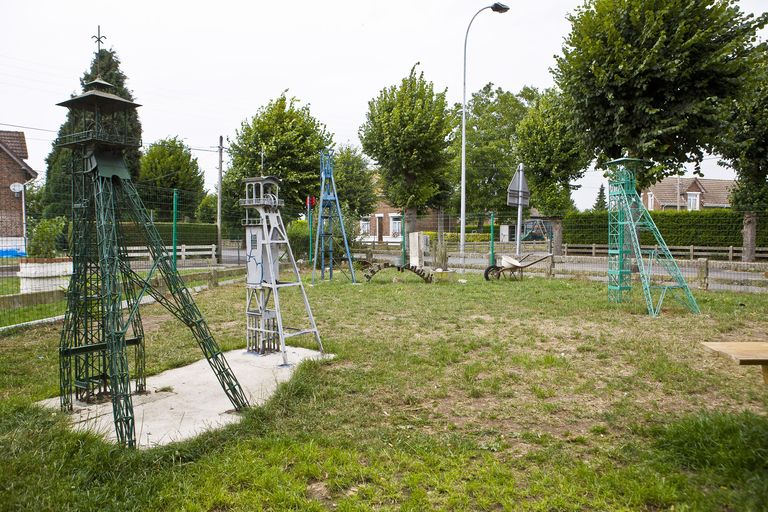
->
[1,0,765,210]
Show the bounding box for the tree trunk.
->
[551,218,564,256]
[742,211,757,262]
[405,207,417,237]
[437,207,444,244]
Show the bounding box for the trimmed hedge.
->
[121,222,218,246]
[423,231,490,243]
[563,209,768,247]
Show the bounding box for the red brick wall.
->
[365,200,441,239]
[0,151,27,237]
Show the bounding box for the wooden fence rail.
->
[125,244,217,262]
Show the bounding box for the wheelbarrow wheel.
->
[484,265,502,281]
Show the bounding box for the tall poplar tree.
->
[359,66,452,233]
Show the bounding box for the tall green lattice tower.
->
[607,158,700,316]
[57,40,249,447]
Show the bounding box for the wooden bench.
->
[701,342,768,384]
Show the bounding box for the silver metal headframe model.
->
[241,176,322,364]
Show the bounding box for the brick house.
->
[0,131,38,256]
[641,177,734,211]
[359,199,445,243]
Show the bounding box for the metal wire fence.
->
[353,208,768,295]
[2,189,768,330]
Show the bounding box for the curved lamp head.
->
[491,2,510,13]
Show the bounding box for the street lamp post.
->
[460,2,509,267]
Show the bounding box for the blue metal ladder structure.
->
[312,149,356,283]
[607,158,700,317]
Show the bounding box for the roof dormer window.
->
[687,192,700,211]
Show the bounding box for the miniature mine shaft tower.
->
[312,149,356,283]
[243,177,322,364]
[57,66,248,448]
[607,158,700,316]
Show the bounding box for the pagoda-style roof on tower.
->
[57,89,141,114]
[84,77,115,90]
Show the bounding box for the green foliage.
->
[515,88,588,216]
[225,94,333,227]
[448,83,528,215]
[286,220,310,260]
[359,65,452,218]
[196,193,217,223]
[27,217,66,258]
[120,222,217,247]
[593,184,607,211]
[563,209,768,246]
[138,137,205,220]
[554,0,767,187]
[717,49,768,211]
[423,231,490,243]
[333,145,377,217]
[43,49,142,217]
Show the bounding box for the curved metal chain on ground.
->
[363,262,433,284]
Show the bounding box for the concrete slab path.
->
[39,347,327,448]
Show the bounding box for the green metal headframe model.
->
[57,51,248,448]
[606,158,700,316]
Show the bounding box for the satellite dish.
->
[9,182,23,195]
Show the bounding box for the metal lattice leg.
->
[121,179,249,411]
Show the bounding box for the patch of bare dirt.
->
[307,481,333,506]
[139,312,173,332]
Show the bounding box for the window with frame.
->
[390,215,402,237]
[686,192,700,211]
[647,192,654,210]
[360,217,371,235]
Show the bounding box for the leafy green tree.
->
[593,184,607,211]
[196,193,217,223]
[448,83,528,224]
[138,137,205,220]
[516,89,589,215]
[333,144,377,218]
[716,49,768,261]
[554,0,767,187]
[515,89,589,254]
[43,49,142,218]
[224,94,333,226]
[359,66,452,232]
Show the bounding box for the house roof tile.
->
[645,177,734,208]
[0,131,28,159]
[0,130,37,179]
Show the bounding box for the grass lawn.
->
[0,277,19,296]
[1,274,767,511]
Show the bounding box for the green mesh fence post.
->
[489,212,495,266]
[308,197,313,264]
[172,188,178,272]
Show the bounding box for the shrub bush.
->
[27,217,67,258]
[287,220,310,260]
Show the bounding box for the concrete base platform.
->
[39,347,327,448]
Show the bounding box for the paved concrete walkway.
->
[39,347,327,448]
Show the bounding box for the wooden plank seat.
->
[701,342,768,384]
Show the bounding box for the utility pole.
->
[217,135,223,264]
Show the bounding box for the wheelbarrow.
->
[484,253,552,281]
